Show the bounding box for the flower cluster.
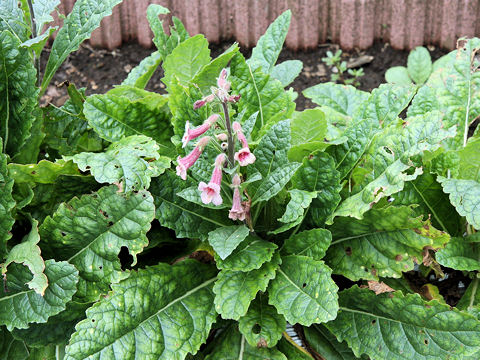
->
[175,68,255,222]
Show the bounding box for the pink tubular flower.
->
[182,114,219,148]
[198,153,227,206]
[193,94,215,110]
[217,69,231,92]
[233,122,256,166]
[229,174,245,221]
[176,136,210,180]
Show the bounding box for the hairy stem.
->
[27,0,41,87]
[222,102,235,168]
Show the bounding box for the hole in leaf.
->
[61,231,66,236]
[92,319,95,322]
[302,283,307,288]
[31,171,36,175]
[364,268,369,272]
[371,319,376,325]
[99,266,102,270]
[345,247,352,256]
[118,246,133,270]
[424,339,429,345]
[108,221,113,227]
[114,165,119,169]
[252,324,261,334]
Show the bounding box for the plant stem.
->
[221,102,235,168]
[27,0,41,87]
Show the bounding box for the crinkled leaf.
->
[32,0,60,34]
[151,171,230,240]
[248,10,291,73]
[239,293,286,348]
[278,189,317,223]
[40,0,122,93]
[0,0,28,40]
[325,206,448,281]
[230,53,294,133]
[40,186,155,302]
[268,255,339,326]
[332,112,456,221]
[83,86,174,155]
[0,139,15,258]
[0,30,38,157]
[122,51,162,89]
[437,176,480,230]
[214,235,277,272]
[21,26,57,57]
[292,151,341,227]
[436,234,480,271]
[208,225,250,260]
[303,83,369,116]
[0,327,28,360]
[1,220,47,295]
[455,137,480,181]
[162,34,210,89]
[0,260,78,330]
[408,38,480,149]
[8,160,79,184]
[65,260,217,360]
[303,324,359,360]
[252,162,301,205]
[73,135,170,193]
[282,229,332,260]
[147,4,189,59]
[288,108,328,162]
[213,252,280,320]
[204,325,287,360]
[326,286,480,360]
[407,46,432,85]
[271,60,303,87]
[385,66,412,85]
[392,173,462,235]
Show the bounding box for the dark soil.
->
[40,40,447,110]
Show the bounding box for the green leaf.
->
[0,139,15,258]
[268,255,339,326]
[326,83,415,179]
[11,108,44,164]
[327,286,480,360]
[282,229,332,260]
[40,186,155,302]
[292,151,341,227]
[147,4,189,59]
[0,327,28,360]
[122,51,162,89]
[83,86,173,155]
[162,34,210,89]
[303,324,359,360]
[332,112,456,221]
[1,220,47,295]
[303,83,369,116]
[271,60,303,87]
[252,162,301,205]
[215,235,277,272]
[213,252,280,320]
[65,260,217,360]
[276,336,314,360]
[8,160,79,184]
[21,26,57,57]
[407,46,432,85]
[455,137,480,181]
[40,0,122,93]
[325,206,448,281]
[208,225,250,260]
[437,176,480,230]
[249,10,291,73]
[151,171,230,240]
[230,53,294,132]
[288,108,328,162]
[0,260,78,330]
[32,0,60,34]
[0,0,28,40]
[0,30,39,157]
[278,189,317,223]
[392,173,462,235]
[204,325,287,360]
[385,66,412,85]
[239,294,286,348]
[436,234,480,271]
[73,135,170,193]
